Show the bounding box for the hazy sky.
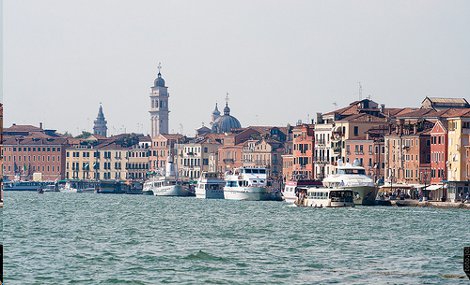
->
[3,0,470,136]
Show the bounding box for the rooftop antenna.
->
[179,123,184,134]
[333,102,338,108]
[358,81,363,100]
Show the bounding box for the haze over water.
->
[4,192,470,284]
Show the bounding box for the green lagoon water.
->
[3,192,470,284]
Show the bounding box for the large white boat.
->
[322,159,377,205]
[195,172,225,199]
[223,167,271,201]
[282,180,323,203]
[297,188,354,208]
[144,156,194,197]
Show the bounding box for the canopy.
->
[424,184,444,191]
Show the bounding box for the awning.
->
[424,184,444,191]
[379,183,413,189]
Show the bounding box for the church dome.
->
[154,72,165,87]
[211,102,241,133]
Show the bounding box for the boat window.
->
[252,169,259,174]
[238,181,243,187]
[253,180,257,183]
[259,169,266,174]
[338,169,366,175]
[245,169,252,173]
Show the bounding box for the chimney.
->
[40,122,43,129]
[380,104,385,113]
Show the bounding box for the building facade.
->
[292,124,315,179]
[2,124,68,181]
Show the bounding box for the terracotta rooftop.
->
[422,97,469,105]
[4,124,43,134]
[337,113,386,123]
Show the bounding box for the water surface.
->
[4,192,470,284]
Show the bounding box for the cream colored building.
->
[66,144,128,181]
[175,138,221,180]
[446,116,470,181]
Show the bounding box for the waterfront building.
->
[281,154,294,181]
[127,143,150,180]
[430,120,448,185]
[216,128,260,173]
[291,123,315,179]
[446,110,470,201]
[149,134,186,172]
[175,137,221,180]
[65,134,148,181]
[93,104,108,137]
[315,99,387,180]
[384,120,433,186]
[314,114,334,180]
[149,64,169,137]
[345,139,377,176]
[242,138,284,178]
[2,124,68,181]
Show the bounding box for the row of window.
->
[4,165,59,173]
[5,155,60,162]
[8,147,61,152]
[67,151,148,159]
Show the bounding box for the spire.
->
[93,103,108,137]
[157,62,162,77]
[154,62,166,87]
[212,103,220,115]
[224,92,230,115]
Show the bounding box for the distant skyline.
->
[3,0,470,136]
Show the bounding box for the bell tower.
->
[149,63,169,137]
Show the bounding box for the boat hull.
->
[347,186,378,206]
[195,188,224,199]
[153,185,193,197]
[223,187,270,201]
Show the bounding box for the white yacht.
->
[144,156,194,197]
[282,180,323,203]
[223,167,270,201]
[195,172,225,199]
[301,188,355,207]
[322,159,377,205]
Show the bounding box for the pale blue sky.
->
[3,0,470,136]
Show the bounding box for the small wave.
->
[183,250,226,262]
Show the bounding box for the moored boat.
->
[4,181,51,191]
[322,159,377,205]
[296,187,355,208]
[195,172,225,199]
[223,167,270,201]
[144,156,194,197]
[282,180,323,203]
[95,180,128,194]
